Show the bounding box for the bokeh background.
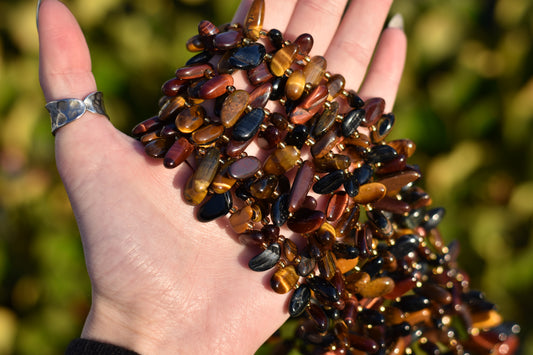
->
[0,0,532,353]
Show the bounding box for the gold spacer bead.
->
[324,71,332,80]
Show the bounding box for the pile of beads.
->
[131,0,520,353]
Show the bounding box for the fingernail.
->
[36,0,43,30]
[387,13,404,30]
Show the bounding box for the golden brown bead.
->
[270,265,299,294]
[311,127,343,158]
[336,257,359,274]
[249,174,278,199]
[186,34,205,52]
[318,251,336,280]
[352,182,387,204]
[159,96,187,121]
[376,170,421,196]
[191,124,224,145]
[471,310,503,330]
[229,205,254,233]
[358,276,395,298]
[326,191,350,222]
[247,62,274,86]
[263,145,301,175]
[183,147,221,206]
[327,74,346,100]
[388,138,417,158]
[270,42,298,77]
[221,90,249,128]
[285,69,306,101]
[244,0,265,40]
[303,56,327,87]
[176,105,206,134]
[283,238,298,262]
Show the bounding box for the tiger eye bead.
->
[270,42,298,77]
[388,138,417,158]
[313,154,350,172]
[372,113,395,143]
[229,43,266,70]
[327,74,346,100]
[163,137,194,168]
[184,147,221,206]
[197,74,233,100]
[229,205,254,233]
[247,62,274,86]
[271,265,299,294]
[471,310,503,330]
[335,205,360,237]
[228,156,262,179]
[289,284,311,317]
[257,125,282,149]
[161,77,186,97]
[352,182,387,204]
[249,242,281,271]
[186,34,205,52]
[318,251,337,280]
[159,96,187,121]
[311,127,343,158]
[377,170,421,196]
[313,169,346,195]
[244,0,265,40]
[175,63,213,80]
[132,116,161,136]
[250,174,278,199]
[283,238,299,262]
[232,108,265,141]
[326,191,350,222]
[285,69,306,101]
[140,131,160,145]
[176,105,205,133]
[287,208,325,234]
[213,29,243,50]
[303,56,327,87]
[341,108,364,137]
[197,191,232,222]
[191,124,224,145]
[359,276,395,298]
[221,90,249,128]
[249,82,272,107]
[198,20,219,37]
[289,160,315,213]
[361,97,385,127]
[313,101,339,138]
[263,145,301,175]
[144,138,169,158]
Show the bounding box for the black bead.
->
[366,209,393,237]
[197,191,233,222]
[332,242,359,259]
[365,144,398,164]
[185,51,214,66]
[389,234,420,259]
[359,309,385,326]
[228,43,266,70]
[312,169,346,194]
[270,75,287,101]
[248,243,281,271]
[394,295,431,312]
[232,108,265,141]
[271,193,290,227]
[421,207,446,230]
[353,163,373,185]
[343,174,359,197]
[285,124,309,149]
[267,29,284,49]
[341,108,364,137]
[306,276,340,302]
[361,256,384,278]
[289,284,311,317]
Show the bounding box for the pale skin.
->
[38,0,406,353]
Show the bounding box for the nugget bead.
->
[303,56,327,86]
[244,0,265,40]
[285,70,306,101]
[270,42,299,77]
[263,145,301,175]
[221,90,249,128]
[163,137,194,168]
[271,265,299,294]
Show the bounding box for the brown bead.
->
[287,208,325,234]
[289,160,315,213]
[183,147,221,205]
[375,154,407,175]
[211,168,237,194]
[140,131,160,144]
[317,222,337,242]
[214,29,243,50]
[159,96,187,121]
[285,69,306,101]
[217,50,236,75]
[307,303,329,332]
[318,251,336,280]
[228,156,262,179]
[198,74,233,99]
[327,74,346,100]
[313,154,350,173]
[270,265,299,294]
[388,138,416,158]
[372,196,411,214]
[175,63,213,80]
[263,145,301,175]
[144,138,169,158]
[313,101,339,137]
[161,77,186,97]
[249,82,272,107]
[247,62,274,86]
[358,276,395,298]
[132,116,161,136]
[377,170,421,196]
[303,56,327,87]
[186,34,205,52]
[361,97,385,127]
[176,105,206,133]
[191,124,224,145]
[345,271,370,294]
[343,298,359,328]
[183,174,208,206]
[471,310,503,330]
[384,276,417,300]
[163,137,194,168]
[198,20,220,37]
[244,0,265,40]
[294,33,314,59]
[311,127,343,158]
[326,191,350,222]
[335,205,359,237]
[289,101,323,125]
[404,308,432,327]
[257,125,282,149]
[221,90,249,128]
[270,42,298,77]
[226,138,254,157]
[229,205,254,233]
[352,182,387,204]
[302,84,328,110]
[250,174,278,199]
[336,257,359,274]
[269,112,289,130]
[283,238,298,262]
[415,282,452,305]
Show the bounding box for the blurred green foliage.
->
[0,0,532,354]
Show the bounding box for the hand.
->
[38,0,406,353]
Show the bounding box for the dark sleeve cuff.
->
[66,338,141,355]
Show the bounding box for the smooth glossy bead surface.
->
[249,82,272,107]
[197,191,232,222]
[352,182,386,204]
[313,169,346,195]
[271,193,290,226]
[175,63,213,80]
[377,170,421,195]
[144,138,169,158]
[184,147,220,205]
[250,174,277,199]
[289,160,315,213]
[341,108,364,137]
[247,61,273,86]
[163,137,194,168]
[313,101,339,138]
[263,146,300,175]
[285,70,306,101]
[326,191,350,222]
[198,74,233,99]
[287,208,325,233]
[271,265,299,294]
[326,74,345,100]
[303,56,327,87]
[221,90,249,128]
[359,277,395,298]
[388,138,416,158]
[229,205,254,233]
[229,43,266,70]
[294,33,314,58]
[191,124,224,145]
[176,105,205,133]
[313,154,350,172]
[159,96,187,121]
[132,116,161,136]
[249,243,281,271]
[244,0,265,40]
[307,276,340,302]
[213,30,243,50]
[311,128,343,158]
[289,284,311,317]
[232,108,265,141]
[270,43,298,77]
[228,156,262,179]
[372,113,395,143]
[198,20,219,37]
[361,97,385,127]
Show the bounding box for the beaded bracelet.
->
[130,0,519,353]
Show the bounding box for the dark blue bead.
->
[365,144,398,164]
[389,234,419,259]
[271,193,290,227]
[197,191,233,222]
[394,295,431,312]
[341,108,364,137]
[232,108,265,141]
[361,256,384,278]
[422,207,446,230]
[248,243,281,271]
[306,276,340,302]
[343,174,359,197]
[289,284,311,317]
[185,51,213,66]
[228,43,266,70]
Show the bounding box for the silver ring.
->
[45,91,109,135]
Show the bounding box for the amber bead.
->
[289,284,311,317]
[327,74,346,100]
[226,138,254,158]
[361,97,385,127]
[311,128,343,158]
[388,138,416,158]
[296,255,315,277]
[318,251,336,280]
[186,34,205,52]
[287,208,325,234]
[358,276,395,298]
[271,265,299,294]
[303,56,327,87]
[159,96,187,121]
[175,105,204,133]
[313,154,350,173]
[244,0,265,40]
[250,174,278,199]
[289,160,315,213]
[313,101,339,138]
[377,170,421,196]
[232,108,265,141]
[228,156,261,179]
[229,205,254,233]
[344,271,370,294]
[263,145,300,175]
[161,77,186,97]
[285,70,306,101]
[269,112,289,130]
[213,30,243,50]
[317,222,336,244]
[221,90,249,128]
[191,124,224,145]
[352,182,386,204]
[247,62,273,86]
[294,33,314,59]
[175,63,213,80]
[229,43,266,70]
[270,42,298,77]
[144,138,169,158]
[216,50,236,75]
[211,166,236,194]
[249,82,272,107]
[163,137,194,168]
[249,243,281,271]
[372,113,395,143]
[404,308,432,327]
[197,74,233,100]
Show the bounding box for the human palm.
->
[38,0,406,353]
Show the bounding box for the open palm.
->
[38,0,406,353]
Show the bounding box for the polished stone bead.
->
[394,295,431,312]
[316,222,336,246]
[388,138,416,158]
[341,108,364,137]
[422,207,446,230]
[175,63,213,80]
[287,208,325,233]
[232,108,265,141]
[302,84,328,111]
[372,113,395,143]
[352,182,386,204]
[361,97,385,127]
[335,205,360,237]
[249,243,281,271]
[270,42,298,77]
[415,282,452,305]
[313,154,350,173]
[311,127,343,158]
[159,96,187,121]
[175,105,205,133]
[229,43,266,70]
[349,333,379,354]
[140,131,160,145]
[239,230,265,247]
[249,82,272,107]
[308,303,329,333]
[159,123,178,139]
[132,116,161,136]
[358,276,395,298]
[221,90,249,128]
[161,77,186,97]
[197,191,232,222]
[225,138,254,157]
[228,156,261,179]
[250,174,278,199]
[307,276,340,302]
[187,78,208,99]
[185,51,213,66]
[211,162,237,194]
[247,61,273,86]
[289,284,311,317]
[355,226,372,259]
[285,69,306,101]
[326,74,346,100]
[471,310,503,329]
[283,238,298,262]
[216,50,236,75]
[144,138,169,158]
[269,112,289,130]
[326,191,350,222]
[197,74,233,99]
[294,33,314,59]
[390,234,420,259]
[367,209,393,237]
[312,101,339,138]
[271,265,298,294]
[186,34,205,52]
[263,145,300,175]
[229,205,254,233]
[359,309,385,326]
[244,0,265,40]
[313,169,346,194]
[376,170,421,195]
[375,154,407,175]
[267,28,284,49]
[346,90,365,109]
[269,76,287,101]
[271,193,290,227]
[183,147,220,205]
[372,196,411,214]
[289,160,315,213]
[191,124,224,145]
[303,56,327,87]
[163,137,194,168]
[257,125,282,149]
[198,20,219,37]
[365,144,398,164]
[213,30,243,50]
[332,242,359,259]
[318,251,337,280]
[296,255,315,277]
[284,124,308,149]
